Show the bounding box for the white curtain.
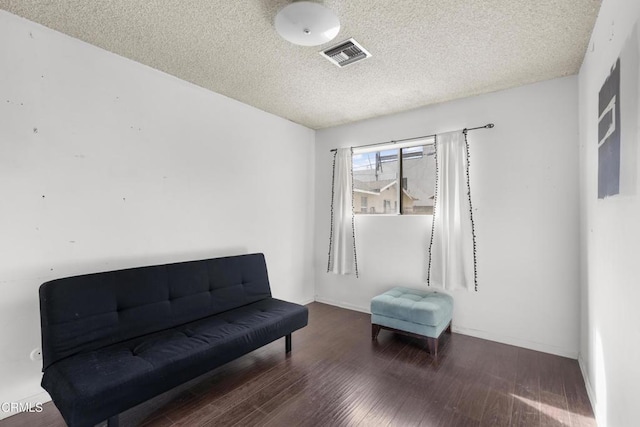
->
[428,130,477,291]
[327,148,358,276]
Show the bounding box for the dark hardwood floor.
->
[1,302,595,426]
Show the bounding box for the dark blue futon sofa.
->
[39,253,308,427]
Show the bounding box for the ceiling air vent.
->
[320,38,371,68]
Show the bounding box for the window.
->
[352,139,435,215]
[401,143,436,215]
[360,196,368,213]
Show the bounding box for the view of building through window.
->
[352,142,436,215]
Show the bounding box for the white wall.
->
[315,76,580,358]
[0,10,315,415]
[578,0,640,425]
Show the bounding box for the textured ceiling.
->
[0,0,601,129]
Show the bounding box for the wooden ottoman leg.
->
[372,324,381,340]
[446,321,452,334]
[426,337,439,362]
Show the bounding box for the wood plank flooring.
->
[1,302,595,426]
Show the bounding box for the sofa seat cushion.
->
[42,298,307,427]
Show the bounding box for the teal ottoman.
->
[371,287,453,362]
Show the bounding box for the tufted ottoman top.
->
[371,287,453,327]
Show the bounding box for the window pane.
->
[401,144,436,215]
[352,149,399,214]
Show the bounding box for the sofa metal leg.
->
[107,415,119,427]
[285,334,292,353]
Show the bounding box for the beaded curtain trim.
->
[349,148,359,278]
[463,131,479,291]
[427,135,439,287]
[327,151,337,273]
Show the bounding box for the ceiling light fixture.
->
[275,1,340,47]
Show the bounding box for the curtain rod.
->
[329,123,494,152]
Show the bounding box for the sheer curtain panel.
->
[327,148,358,276]
[428,130,477,291]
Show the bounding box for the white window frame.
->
[352,137,435,216]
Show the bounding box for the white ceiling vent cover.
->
[320,38,371,67]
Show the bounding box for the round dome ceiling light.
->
[275,1,340,47]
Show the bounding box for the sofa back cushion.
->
[39,253,272,369]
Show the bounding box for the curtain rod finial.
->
[486,123,494,128]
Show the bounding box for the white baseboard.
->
[0,390,51,421]
[452,325,578,359]
[578,354,598,424]
[313,297,578,359]
[313,296,370,314]
[297,297,316,306]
